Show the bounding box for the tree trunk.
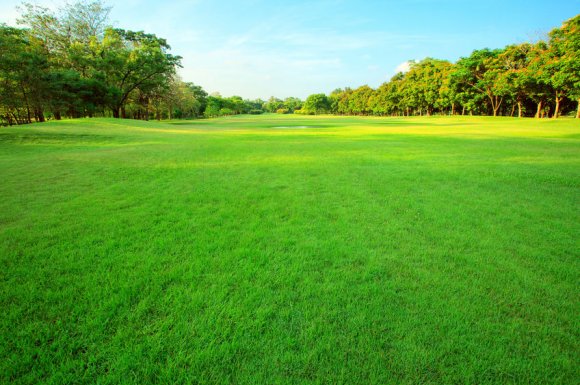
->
[517,102,522,118]
[12,111,20,124]
[35,108,45,123]
[462,106,466,115]
[112,108,120,118]
[510,104,515,117]
[121,106,126,119]
[490,95,502,117]
[54,111,62,120]
[20,84,32,124]
[553,93,561,118]
[11,112,19,125]
[535,100,543,118]
[577,99,580,119]
[451,103,455,115]
[26,104,31,124]
[145,99,149,121]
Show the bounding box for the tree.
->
[99,28,181,118]
[0,25,51,124]
[14,1,181,121]
[303,93,331,115]
[348,85,374,115]
[283,97,303,112]
[330,88,354,115]
[17,1,111,70]
[263,96,284,113]
[402,58,452,115]
[548,15,580,118]
[496,44,535,117]
[525,42,553,118]
[452,49,509,116]
[204,96,222,118]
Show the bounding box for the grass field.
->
[1,115,579,384]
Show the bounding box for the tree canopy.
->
[1,6,578,125]
[312,15,580,119]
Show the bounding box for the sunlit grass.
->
[1,115,579,384]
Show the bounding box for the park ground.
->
[0,115,578,384]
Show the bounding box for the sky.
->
[1,0,578,99]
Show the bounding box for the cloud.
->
[394,61,412,73]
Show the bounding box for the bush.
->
[276,108,289,114]
[219,108,234,116]
[294,108,313,115]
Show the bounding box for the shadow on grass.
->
[0,132,124,146]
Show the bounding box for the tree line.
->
[0,2,578,126]
[0,1,188,125]
[0,1,305,125]
[303,15,579,119]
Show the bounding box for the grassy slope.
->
[0,115,578,384]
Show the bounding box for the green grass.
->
[1,114,578,384]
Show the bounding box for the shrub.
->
[219,108,234,116]
[294,108,313,115]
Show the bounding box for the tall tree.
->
[98,28,181,118]
[548,15,580,118]
[524,42,554,118]
[17,1,111,69]
[348,85,374,115]
[496,44,535,117]
[452,49,509,116]
[0,25,51,124]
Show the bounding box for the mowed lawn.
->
[0,115,578,384]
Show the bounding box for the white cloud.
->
[394,60,412,74]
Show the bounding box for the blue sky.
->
[1,0,578,99]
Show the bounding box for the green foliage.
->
[263,96,284,113]
[219,107,234,116]
[547,15,580,117]
[2,1,182,124]
[98,28,182,117]
[3,8,579,124]
[303,93,331,114]
[202,95,266,118]
[315,15,580,118]
[157,80,207,120]
[260,96,304,114]
[283,97,303,112]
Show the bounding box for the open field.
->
[1,115,579,384]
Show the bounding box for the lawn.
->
[1,115,578,384]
